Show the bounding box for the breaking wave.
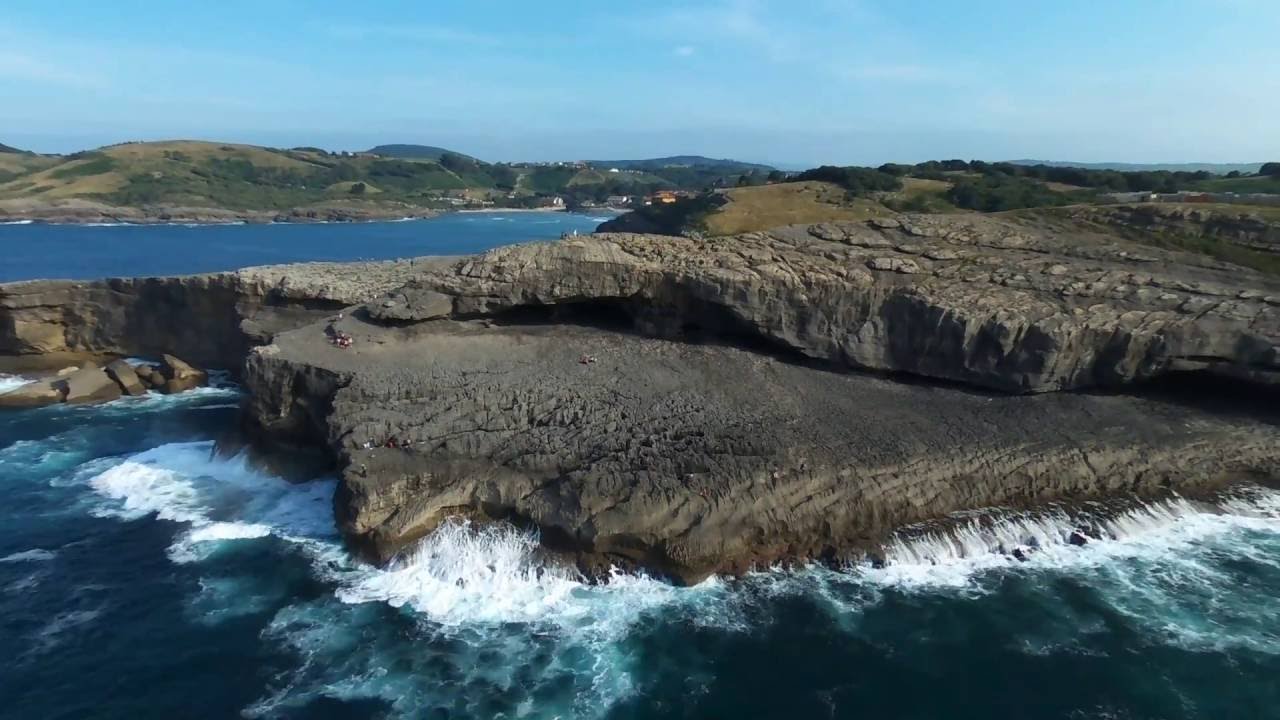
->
[66,429,1280,717]
[0,374,30,395]
[865,493,1280,590]
[76,441,728,717]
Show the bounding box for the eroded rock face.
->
[0,258,450,369]
[235,216,1280,580]
[243,312,1280,583]
[9,215,1280,581]
[373,216,1280,393]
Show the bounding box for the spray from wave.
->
[865,493,1280,588]
[0,374,30,395]
[73,433,1280,717]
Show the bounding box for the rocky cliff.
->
[0,259,449,369]
[7,213,1280,582]
[373,215,1280,393]
[235,214,1280,581]
[1073,203,1280,257]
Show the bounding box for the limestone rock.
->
[0,380,66,408]
[866,257,921,274]
[367,288,454,323]
[385,217,1280,393]
[159,354,207,394]
[57,367,122,404]
[243,313,1280,583]
[105,359,147,396]
[0,258,455,370]
[133,364,162,389]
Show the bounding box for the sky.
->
[1,0,1277,166]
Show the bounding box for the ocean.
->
[0,211,610,282]
[2,220,1279,719]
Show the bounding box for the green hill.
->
[0,140,487,211]
[588,156,774,172]
[0,140,769,215]
[1009,159,1263,175]
[367,144,479,163]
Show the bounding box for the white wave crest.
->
[337,520,585,623]
[867,494,1280,590]
[85,441,337,562]
[0,374,30,395]
[254,519,728,719]
[854,490,1280,655]
[0,548,57,563]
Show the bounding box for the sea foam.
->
[76,432,1280,717]
[0,374,30,395]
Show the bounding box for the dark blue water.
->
[2,377,1278,719]
[0,211,610,282]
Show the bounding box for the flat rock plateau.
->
[4,212,1280,581]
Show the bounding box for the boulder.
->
[0,380,66,408]
[159,354,207,394]
[104,360,147,396]
[57,367,122,404]
[133,364,161,388]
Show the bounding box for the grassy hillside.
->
[0,141,506,210]
[1196,175,1280,194]
[611,181,897,236]
[589,156,773,172]
[0,140,768,213]
[1010,159,1263,175]
[0,151,59,184]
[704,182,893,235]
[367,144,479,162]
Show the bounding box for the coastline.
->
[4,215,1278,582]
[456,207,567,214]
[0,205,620,226]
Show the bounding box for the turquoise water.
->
[0,211,609,282]
[2,378,1278,719]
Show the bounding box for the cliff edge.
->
[236,214,1280,581]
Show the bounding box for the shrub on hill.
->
[50,154,116,179]
[788,166,902,196]
[946,176,1094,212]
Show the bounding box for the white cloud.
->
[674,45,697,57]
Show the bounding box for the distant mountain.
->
[0,142,28,154]
[1008,159,1263,175]
[588,156,776,172]
[367,144,479,163]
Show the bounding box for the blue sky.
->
[1,0,1277,165]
